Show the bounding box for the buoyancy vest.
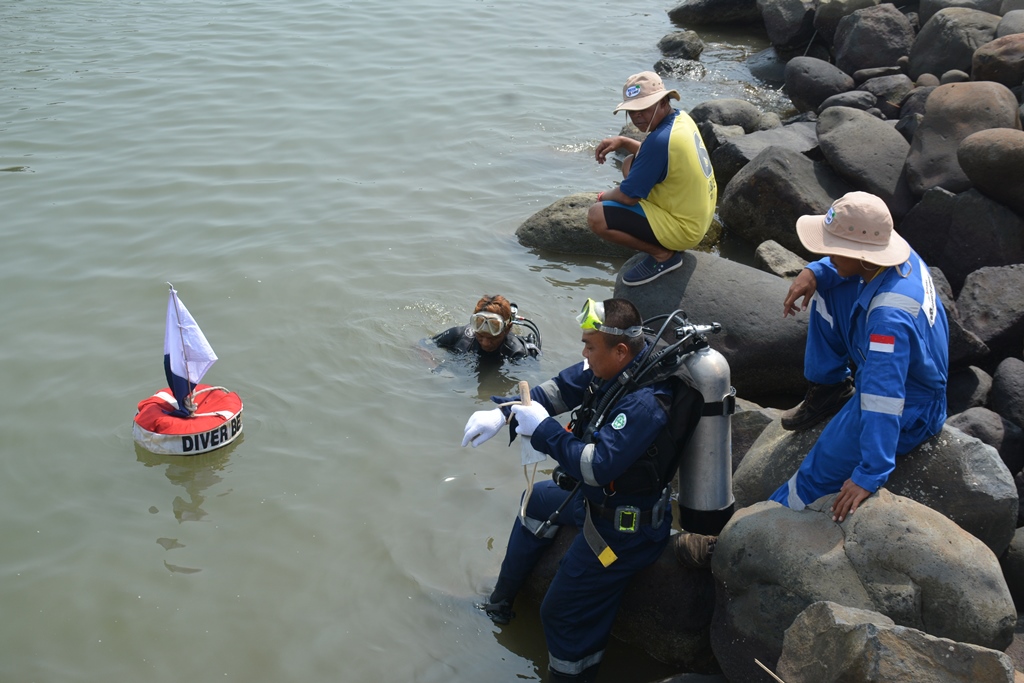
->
[571,340,704,496]
[449,326,539,359]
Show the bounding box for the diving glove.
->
[462,408,506,448]
[510,402,549,438]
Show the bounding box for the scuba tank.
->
[678,342,735,535]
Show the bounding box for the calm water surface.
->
[0,1,778,680]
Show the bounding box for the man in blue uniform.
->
[588,72,717,286]
[461,298,698,682]
[772,191,949,522]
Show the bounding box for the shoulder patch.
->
[611,413,627,430]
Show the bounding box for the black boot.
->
[780,377,854,431]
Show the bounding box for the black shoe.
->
[477,599,514,625]
[780,377,854,431]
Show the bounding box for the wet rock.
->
[997,10,1024,37]
[972,33,1024,91]
[1001,528,1024,609]
[784,56,856,112]
[833,4,916,76]
[710,121,819,188]
[815,106,915,217]
[718,145,852,256]
[857,74,915,118]
[904,81,1020,197]
[920,0,1002,25]
[959,265,1024,354]
[946,365,993,414]
[813,0,880,45]
[817,89,877,113]
[759,0,817,49]
[667,0,764,26]
[710,490,1017,682]
[658,30,706,60]
[654,58,708,81]
[515,193,633,258]
[688,98,769,133]
[900,188,1024,295]
[734,422,1019,555]
[777,601,1017,683]
[992,357,1024,431]
[754,239,808,278]
[746,47,788,85]
[947,406,1024,477]
[615,251,809,398]
[908,8,1001,81]
[697,121,745,155]
[958,128,1024,216]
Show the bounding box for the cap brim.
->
[613,89,680,113]
[795,213,912,267]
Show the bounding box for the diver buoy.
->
[132,384,243,455]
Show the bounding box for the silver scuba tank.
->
[677,343,736,536]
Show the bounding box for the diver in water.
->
[432,294,541,361]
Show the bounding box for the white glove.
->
[511,403,550,438]
[461,408,506,448]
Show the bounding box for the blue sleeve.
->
[806,257,847,291]
[619,126,670,200]
[529,387,668,487]
[851,308,914,492]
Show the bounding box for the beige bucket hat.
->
[795,192,911,267]
[613,71,680,113]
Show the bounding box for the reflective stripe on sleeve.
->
[580,444,599,486]
[538,378,569,414]
[861,392,904,415]
[811,292,833,328]
[868,292,920,319]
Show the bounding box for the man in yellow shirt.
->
[589,72,718,286]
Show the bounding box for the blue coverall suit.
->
[491,350,673,677]
[770,250,949,509]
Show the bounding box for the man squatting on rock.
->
[771,191,950,521]
[460,298,706,682]
[588,71,718,287]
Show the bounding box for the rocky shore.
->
[512,0,1024,680]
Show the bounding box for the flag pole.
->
[167,282,196,416]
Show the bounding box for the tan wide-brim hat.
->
[795,191,911,267]
[613,71,680,113]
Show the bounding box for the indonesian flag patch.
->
[869,333,896,353]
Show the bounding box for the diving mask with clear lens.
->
[470,311,508,336]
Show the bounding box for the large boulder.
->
[1001,528,1024,609]
[899,187,1024,294]
[710,491,1017,683]
[992,357,1024,431]
[614,250,808,399]
[833,4,917,76]
[733,422,1019,555]
[689,98,772,133]
[667,0,764,26]
[759,0,817,49]
[710,122,819,188]
[947,406,1024,476]
[718,145,853,256]
[920,0,1003,25]
[998,10,1024,37]
[857,73,916,118]
[904,81,1021,196]
[777,601,1017,683]
[521,527,718,671]
[813,0,880,44]
[958,128,1024,216]
[784,56,856,112]
[958,265,1024,355]
[815,106,915,218]
[972,33,1024,87]
[908,8,1002,81]
[514,193,720,257]
[947,365,993,414]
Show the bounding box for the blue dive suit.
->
[489,348,681,678]
[770,250,949,508]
